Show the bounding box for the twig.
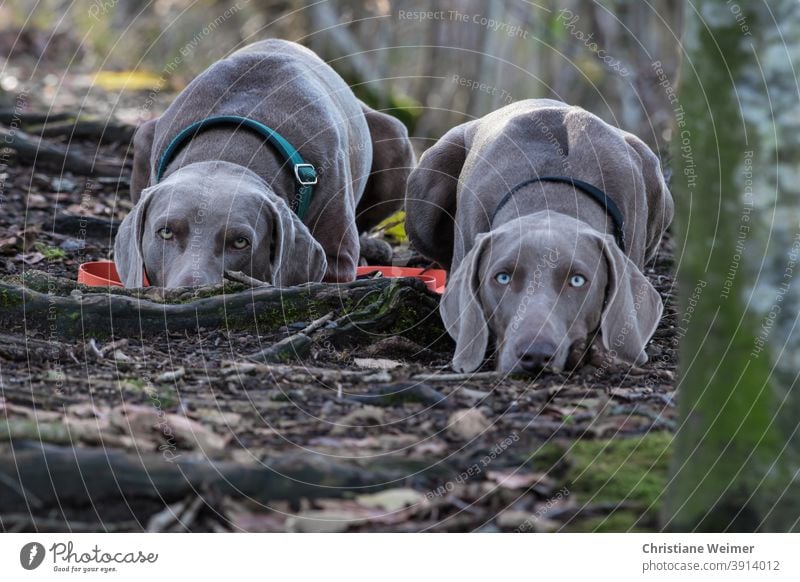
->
[88,338,104,360]
[248,312,334,362]
[99,338,129,357]
[35,119,135,144]
[174,494,206,532]
[0,513,140,532]
[411,371,502,383]
[146,499,186,533]
[0,110,73,125]
[345,383,450,409]
[224,270,271,288]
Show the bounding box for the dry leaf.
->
[331,406,385,435]
[356,488,423,512]
[487,470,554,491]
[110,404,227,452]
[447,408,490,441]
[353,357,402,370]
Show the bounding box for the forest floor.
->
[0,58,679,532]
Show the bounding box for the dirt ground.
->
[0,58,679,533]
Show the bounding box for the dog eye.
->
[157,227,173,240]
[494,272,511,285]
[569,274,587,288]
[232,237,250,250]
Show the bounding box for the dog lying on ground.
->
[405,99,673,374]
[115,39,414,288]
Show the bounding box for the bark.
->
[0,126,125,177]
[0,442,407,516]
[664,0,800,532]
[0,271,444,348]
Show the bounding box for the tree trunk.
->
[664,0,800,531]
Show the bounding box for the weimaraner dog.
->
[406,99,673,374]
[115,39,414,288]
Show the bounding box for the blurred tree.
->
[664,0,800,531]
[0,1,684,146]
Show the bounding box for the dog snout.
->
[169,269,221,288]
[516,341,558,372]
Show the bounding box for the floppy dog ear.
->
[440,233,491,373]
[405,122,472,269]
[113,189,154,288]
[265,198,328,286]
[598,235,663,365]
[621,133,674,263]
[131,117,158,203]
[356,104,416,232]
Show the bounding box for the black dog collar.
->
[491,176,626,253]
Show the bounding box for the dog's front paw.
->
[359,234,393,265]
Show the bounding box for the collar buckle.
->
[294,163,318,185]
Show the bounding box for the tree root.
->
[0,126,125,177]
[0,441,457,524]
[0,271,445,348]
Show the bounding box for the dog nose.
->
[517,342,557,372]
[170,270,221,288]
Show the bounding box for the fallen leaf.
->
[456,387,491,406]
[26,193,49,209]
[0,236,20,254]
[92,70,163,91]
[487,470,554,491]
[189,408,242,427]
[447,408,490,441]
[331,406,385,435]
[372,210,407,242]
[157,367,185,383]
[410,439,449,455]
[496,510,558,532]
[353,357,402,370]
[356,488,424,512]
[229,511,288,533]
[166,413,228,452]
[0,400,61,421]
[66,403,107,419]
[110,404,227,452]
[18,251,44,265]
[286,504,373,533]
[308,434,418,451]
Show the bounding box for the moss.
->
[120,378,147,392]
[153,386,179,410]
[530,432,673,532]
[565,432,673,505]
[33,242,67,261]
[0,287,22,308]
[568,512,654,533]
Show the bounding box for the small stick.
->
[88,338,104,360]
[411,371,503,383]
[1,513,140,532]
[248,312,334,362]
[224,270,271,288]
[146,499,186,533]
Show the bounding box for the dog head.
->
[114,161,327,288]
[440,213,662,374]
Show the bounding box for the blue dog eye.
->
[569,274,587,288]
[495,272,511,285]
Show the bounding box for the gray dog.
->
[115,39,414,288]
[406,99,673,374]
